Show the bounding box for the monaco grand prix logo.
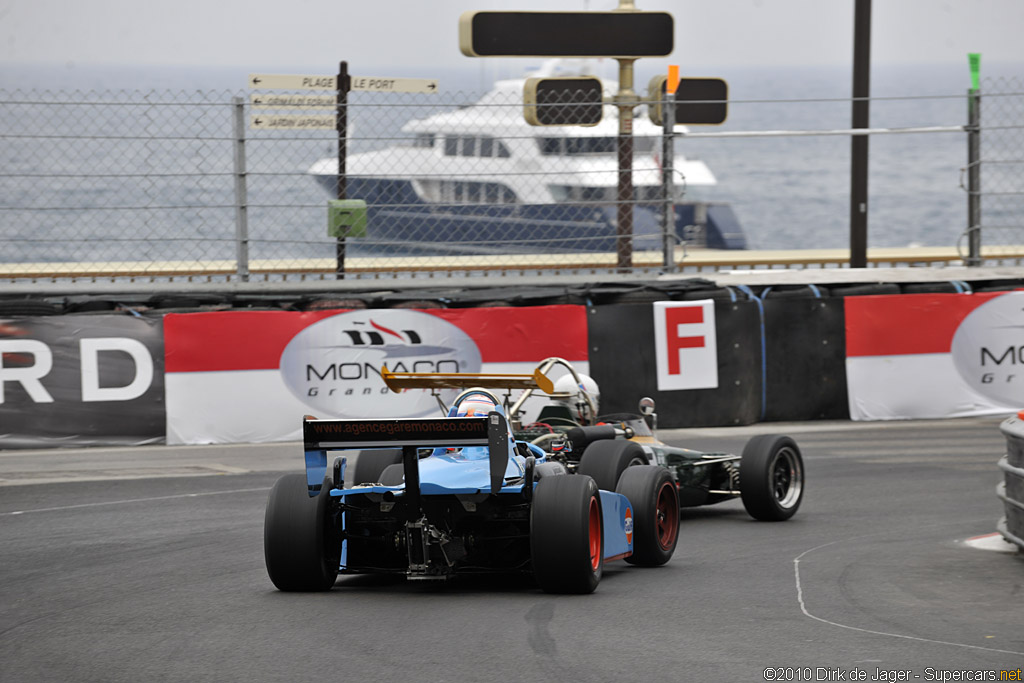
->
[279,310,482,418]
[951,291,1024,407]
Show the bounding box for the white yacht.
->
[308,60,746,254]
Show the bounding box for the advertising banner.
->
[845,291,1023,420]
[164,306,588,444]
[589,300,762,428]
[0,314,166,447]
[652,300,718,392]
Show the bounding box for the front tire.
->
[617,466,679,566]
[264,474,340,591]
[531,475,604,594]
[739,435,804,521]
[576,439,648,491]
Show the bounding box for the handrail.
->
[4,246,1024,284]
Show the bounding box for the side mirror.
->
[638,397,656,416]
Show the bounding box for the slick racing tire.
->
[350,449,402,487]
[616,466,679,567]
[739,435,804,521]
[576,440,649,492]
[264,474,340,591]
[531,475,604,594]
[378,464,405,486]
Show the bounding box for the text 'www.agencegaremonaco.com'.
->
[763,668,1022,682]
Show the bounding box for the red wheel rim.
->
[587,496,601,571]
[655,482,679,550]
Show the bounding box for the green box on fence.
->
[327,199,368,238]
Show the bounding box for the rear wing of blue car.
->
[302,413,514,503]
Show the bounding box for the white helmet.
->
[453,394,498,418]
[552,373,600,425]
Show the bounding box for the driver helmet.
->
[441,392,517,467]
[451,394,499,418]
[552,373,600,425]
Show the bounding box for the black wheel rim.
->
[654,481,679,550]
[771,446,803,509]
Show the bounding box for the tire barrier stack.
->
[997,413,1024,550]
[2,276,1024,446]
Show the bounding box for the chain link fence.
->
[973,75,1024,256]
[0,73,1021,282]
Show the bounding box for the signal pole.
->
[850,0,871,268]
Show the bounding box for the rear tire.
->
[576,440,648,491]
[617,466,679,566]
[739,435,804,521]
[350,449,402,486]
[264,474,340,591]
[531,475,603,594]
[378,463,405,486]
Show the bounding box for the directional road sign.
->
[249,73,336,90]
[249,114,336,130]
[250,94,335,109]
[350,76,439,93]
[249,73,438,94]
[459,11,673,58]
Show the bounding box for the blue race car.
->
[264,374,679,595]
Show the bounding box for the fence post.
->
[231,96,250,281]
[661,85,675,270]
[966,88,982,267]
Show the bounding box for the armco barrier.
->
[998,414,1024,550]
[761,292,849,421]
[588,296,764,428]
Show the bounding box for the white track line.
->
[794,537,1024,656]
[1,486,269,516]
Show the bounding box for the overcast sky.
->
[2,0,1022,74]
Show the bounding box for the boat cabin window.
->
[413,134,435,148]
[548,185,614,202]
[443,135,511,159]
[418,179,518,204]
[539,136,657,156]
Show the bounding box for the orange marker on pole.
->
[667,65,679,94]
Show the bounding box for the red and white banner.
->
[652,300,718,391]
[164,306,588,444]
[845,291,1024,421]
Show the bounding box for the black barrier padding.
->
[673,286,749,302]
[149,293,229,309]
[576,279,717,305]
[577,283,669,305]
[447,286,586,307]
[828,283,901,297]
[0,314,166,447]
[376,289,450,308]
[761,285,831,299]
[761,298,849,421]
[899,282,965,295]
[375,286,588,309]
[293,297,370,311]
[588,301,762,428]
[0,297,61,316]
[972,279,1024,293]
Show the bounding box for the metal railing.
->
[0,75,1021,283]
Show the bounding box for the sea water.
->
[0,60,1020,259]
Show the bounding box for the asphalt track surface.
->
[2,417,1022,682]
